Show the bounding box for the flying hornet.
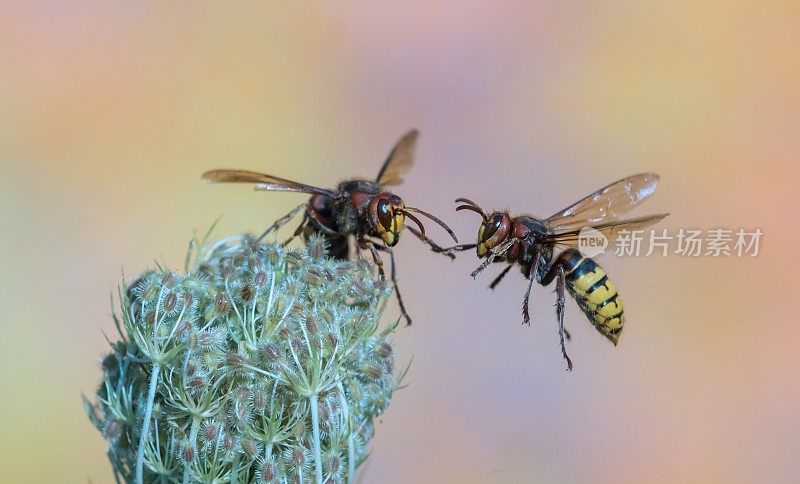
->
[201,129,458,325]
[441,173,668,370]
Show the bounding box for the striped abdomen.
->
[560,249,625,345]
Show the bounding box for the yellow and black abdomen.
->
[560,249,625,345]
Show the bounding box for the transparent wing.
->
[545,173,661,229]
[376,129,419,186]
[201,169,335,196]
[542,214,669,248]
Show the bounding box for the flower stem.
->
[135,363,161,484]
[336,382,354,484]
[182,416,200,484]
[309,394,324,484]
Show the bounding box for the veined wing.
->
[545,173,661,230]
[201,169,336,196]
[542,214,669,248]
[376,129,419,186]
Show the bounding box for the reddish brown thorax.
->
[307,194,336,231]
[347,191,374,212]
[507,218,533,261]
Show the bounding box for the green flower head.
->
[85,233,404,483]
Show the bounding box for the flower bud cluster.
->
[85,234,399,483]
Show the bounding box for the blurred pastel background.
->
[1,2,798,482]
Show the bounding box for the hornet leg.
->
[282,213,308,246]
[257,203,307,242]
[372,244,412,326]
[406,226,458,260]
[521,249,540,326]
[442,243,478,258]
[469,237,517,279]
[489,264,514,290]
[365,242,386,280]
[389,249,412,326]
[555,265,573,371]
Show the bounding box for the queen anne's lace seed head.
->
[84,235,401,483]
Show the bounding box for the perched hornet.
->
[201,129,458,325]
[445,173,668,370]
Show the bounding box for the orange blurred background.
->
[1,2,798,482]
